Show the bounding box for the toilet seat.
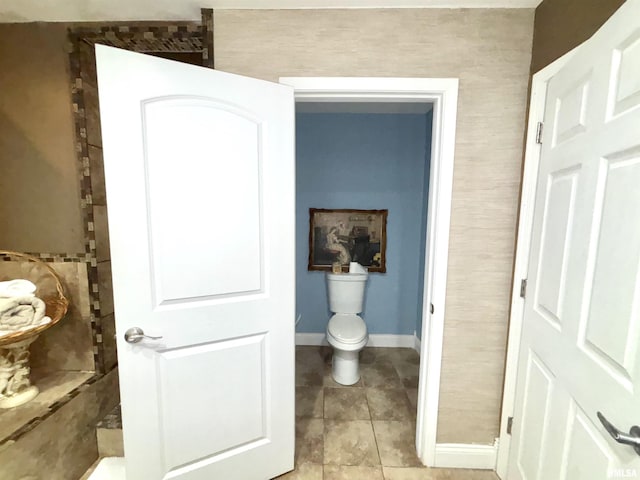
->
[327,313,367,344]
[325,267,369,385]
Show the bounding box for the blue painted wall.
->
[296,112,432,335]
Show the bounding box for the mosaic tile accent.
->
[0,252,89,263]
[72,39,104,374]
[202,8,215,68]
[67,22,205,376]
[74,24,203,52]
[101,313,117,372]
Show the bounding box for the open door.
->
[96,45,295,480]
[507,0,640,477]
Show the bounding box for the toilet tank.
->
[326,272,368,314]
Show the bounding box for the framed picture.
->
[308,208,388,273]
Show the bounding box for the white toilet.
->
[326,265,369,385]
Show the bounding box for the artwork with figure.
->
[308,209,388,273]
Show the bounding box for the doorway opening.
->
[282,77,459,465]
[294,102,433,344]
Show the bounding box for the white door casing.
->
[96,45,295,480]
[280,76,459,467]
[507,1,640,478]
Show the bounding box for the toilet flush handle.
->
[124,327,163,344]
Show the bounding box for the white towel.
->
[0,279,37,298]
[0,316,51,337]
[348,262,368,274]
[0,296,47,333]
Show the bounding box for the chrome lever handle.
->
[124,327,163,344]
[597,412,640,456]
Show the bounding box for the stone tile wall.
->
[0,258,94,372]
[0,369,119,480]
[67,22,205,375]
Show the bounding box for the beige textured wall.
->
[214,8,534,444]
[0,23,84,254]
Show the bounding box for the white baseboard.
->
[295,333,328,346]
[295,333,416,349]
[434,442,497,470]
[368,334,416,348]
[414,333,421,353]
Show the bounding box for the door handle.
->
[124,327,163,344]
[597,411,640,456]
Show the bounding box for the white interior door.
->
[508,1,640,478]
[95,45,295,480]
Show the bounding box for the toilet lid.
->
[327,314,367,344]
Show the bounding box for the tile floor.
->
[284,346,498,480]
[81,346,498,480]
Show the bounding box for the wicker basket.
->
[0,251,69,347]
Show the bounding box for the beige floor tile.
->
[274,463,323,479]
[405,389,418,415]
[366,388,413,421]
[388,348,419,366]
[324,420,380,466]
[360,347,393,365]
[392,360,419,378]
[291,347,496,480]
[361,363,403,389]
[359,348,377,365]
[323,366,365,387]
[324,387,370,420]
[367,348,418,368]
[390,352,419,389]
[437,469,499,479]
[382,466,445,480]
[372,421,422,467]
[296,347,326,386]
[296,387,324,418]
[400,375,419,388]
[296,418,324,464]
[324,464,384,479]
[319,345,334,362]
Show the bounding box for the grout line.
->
[297,346,426,476]
[366,353,384,470]
[322,381,327,467]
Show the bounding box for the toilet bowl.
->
[326,313,368,385]
[326,268,369,385]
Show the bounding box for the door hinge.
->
[520,279,527,299]
[430,303,434,314]
[507,416,514,435]
[536,122,544,144]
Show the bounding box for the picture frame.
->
[308,208,388,273]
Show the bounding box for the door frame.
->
[279,76,459,466]
[495,49,579,478]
